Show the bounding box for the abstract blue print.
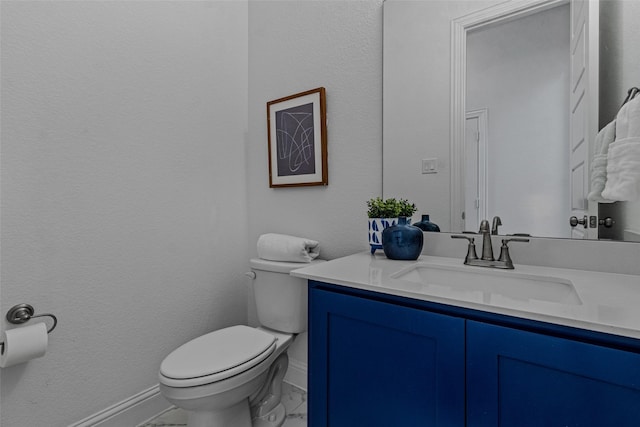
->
[275,102,316,176]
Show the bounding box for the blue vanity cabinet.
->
[466,320,640,427]
[308,282,465,427]
[309,281,640,426]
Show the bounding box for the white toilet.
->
[158,258,323,427]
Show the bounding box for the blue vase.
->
[382,217,424,260]
[413,214,440,232]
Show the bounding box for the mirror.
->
[383,0,640,241]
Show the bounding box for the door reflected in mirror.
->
[462,3,572,237]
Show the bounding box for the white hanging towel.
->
[602,95,640,202]
[615,94,640,139]
[257,233,320,263]
[587,120,616,203]
[600,137,640,202]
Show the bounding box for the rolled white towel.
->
[588,121,616,203]
[257,233,320,263]
[601,137,640,202]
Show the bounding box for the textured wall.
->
[0,2,248,425]
[247,0,384,369]
[1,1,384,422]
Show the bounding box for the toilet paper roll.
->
[0,322,48,368]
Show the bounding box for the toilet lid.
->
[160,325,276,381]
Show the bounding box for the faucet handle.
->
[451,235,475,240]
[451,235,479,263]
[497,238,529,269]
[502,237,529,244]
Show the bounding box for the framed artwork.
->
[267,87,328,187]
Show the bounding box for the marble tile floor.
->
[139,382,307,427]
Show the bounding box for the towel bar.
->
[622,87,639,106]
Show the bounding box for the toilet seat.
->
[159,325,277,388]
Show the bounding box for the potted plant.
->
[397,198,418,218]
[367,197,418,254]
[367,197,396,254]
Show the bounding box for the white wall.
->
[0,2,248,426]
[1,0,384,422]
[466,5,570,237]
[600,0,640,125]
[383,0,500,231]
[247,0,383,379]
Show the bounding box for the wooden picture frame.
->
[267,87,328,187]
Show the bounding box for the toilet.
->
[158,258,323,427]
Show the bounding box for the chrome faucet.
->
[479,219,494,261]
[451,219,529,269]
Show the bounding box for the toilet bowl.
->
[158,258,324,427]
[159,325,293,427]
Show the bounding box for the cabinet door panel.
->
[467,321,640,426]
[309,286,464,427]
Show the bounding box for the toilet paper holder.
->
[0,304,58,354]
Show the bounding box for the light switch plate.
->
[422,158,438,174]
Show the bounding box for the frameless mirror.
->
[383,0,640,242]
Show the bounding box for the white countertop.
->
[291,252,640,340]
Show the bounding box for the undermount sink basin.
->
[390,263,582,306]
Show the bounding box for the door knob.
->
[598,217,615,228]
[569,215,588,228]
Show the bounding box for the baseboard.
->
[69,360,304,427]
[284,358,307,391]
[624,228,640,242]
[69,384,171,427]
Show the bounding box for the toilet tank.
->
[249,258,325,334]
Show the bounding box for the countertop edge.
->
[291,252,640,341]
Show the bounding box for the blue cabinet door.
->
[467,320,640,427]
[309,285,465,427]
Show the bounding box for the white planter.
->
[368,218,398,254]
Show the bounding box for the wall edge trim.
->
[284,358,308,391]
[68,384,170,427]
